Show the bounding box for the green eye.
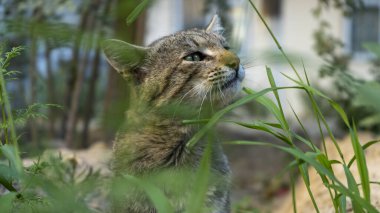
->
[184,55,193,61]
[183,52,205,62]
[193,54,201,61]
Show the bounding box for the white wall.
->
[144,0,184,45]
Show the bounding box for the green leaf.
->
[353,82,380,113]
[350,124,371,202]
[343,165,362,212]
[186,87,273,149]
[316,154,333,171]
[0,192,17,212]
[363,42,380,58]
[126,0,151,25]
[225,140,378,212]
[123,174,174,213]
[336,193,347,213]
[328,100,350,128]
[289,171,297,213]
[266,67,290,131]
[0,164,17,191]
[186,86,302,149]
[0,145,22,175]
[186,139,213,213]
[232,121,291,145]
[243,87,287,130]
[348,139,380,168]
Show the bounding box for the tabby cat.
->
[102,15,245,213]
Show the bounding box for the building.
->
[144,0,379,118]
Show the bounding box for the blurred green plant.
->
[185,1,380,212]
[314,0,364,16]
[312,1,380,132]
[0,46,23,147]
[1,2,380,213]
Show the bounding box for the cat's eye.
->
[224,46,231,50]
[184,52,205,62]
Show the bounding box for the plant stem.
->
[247,0,302,81]
[0,67,18,151]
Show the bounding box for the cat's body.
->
[103,15,245,213]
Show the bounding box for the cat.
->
[102,15,245,213]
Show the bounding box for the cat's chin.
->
[212,81,242,107]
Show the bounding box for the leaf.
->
[186,87,273,149]
[0,192,17,212]
[126,0,151,26]
[186,139,213,213]
[348,139,380,168]
[353,82,380,112]
[186,86,302,148]
[232,121,291,145]
[363,42,380,58]
[13,103,62,127]
[225,140,378,212]
[266,67,290,131]
[243,87,286,130]
[0,145,23,175]
[0,164,17,191]
[290,171,297,213]
[343,165,361,212]
[123,174,174,213]
[336,193,347,213]
[350,124,371,202]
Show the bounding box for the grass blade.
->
[186,87,295,149]
[290,171,297,213]
[343,165,362,212]
[226,140,378,212]
[0,145,23,174]
[246,0,302,81]
[126,0,152,25]
[123,174,174,213]
[350,123,371,202]
[266,67,289,131]
[186,139,213,213]
[348,139,380,168]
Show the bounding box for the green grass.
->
[186,1,379,212]
[1,1,380,212]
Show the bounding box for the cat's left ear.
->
[102,39,149,80]
[206,14,224,34]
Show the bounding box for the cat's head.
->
[103,15,245,110]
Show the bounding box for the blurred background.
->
[1,0,379,210]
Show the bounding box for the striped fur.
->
[103,15,245,213]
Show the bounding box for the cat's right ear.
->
[206,14,224,35]
[102,39,148,79]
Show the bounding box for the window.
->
[262,0,282,18]
[350,0,380,53]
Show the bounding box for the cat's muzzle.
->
[220,65,245,90]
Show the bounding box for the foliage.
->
[186,1,379,212]
[0,46,22,147]
[1,1,379,213]
[312,1,380,132]
[1,0,117,148]
[314,0,364,16]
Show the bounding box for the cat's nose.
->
[220,51,240,71]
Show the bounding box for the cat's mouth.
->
[220,75,238,90]
[220,66,245,90]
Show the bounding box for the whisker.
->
[197,85,210,121]
[209,87,214,114]
[171,83,203,119]
[217,81,227,106]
